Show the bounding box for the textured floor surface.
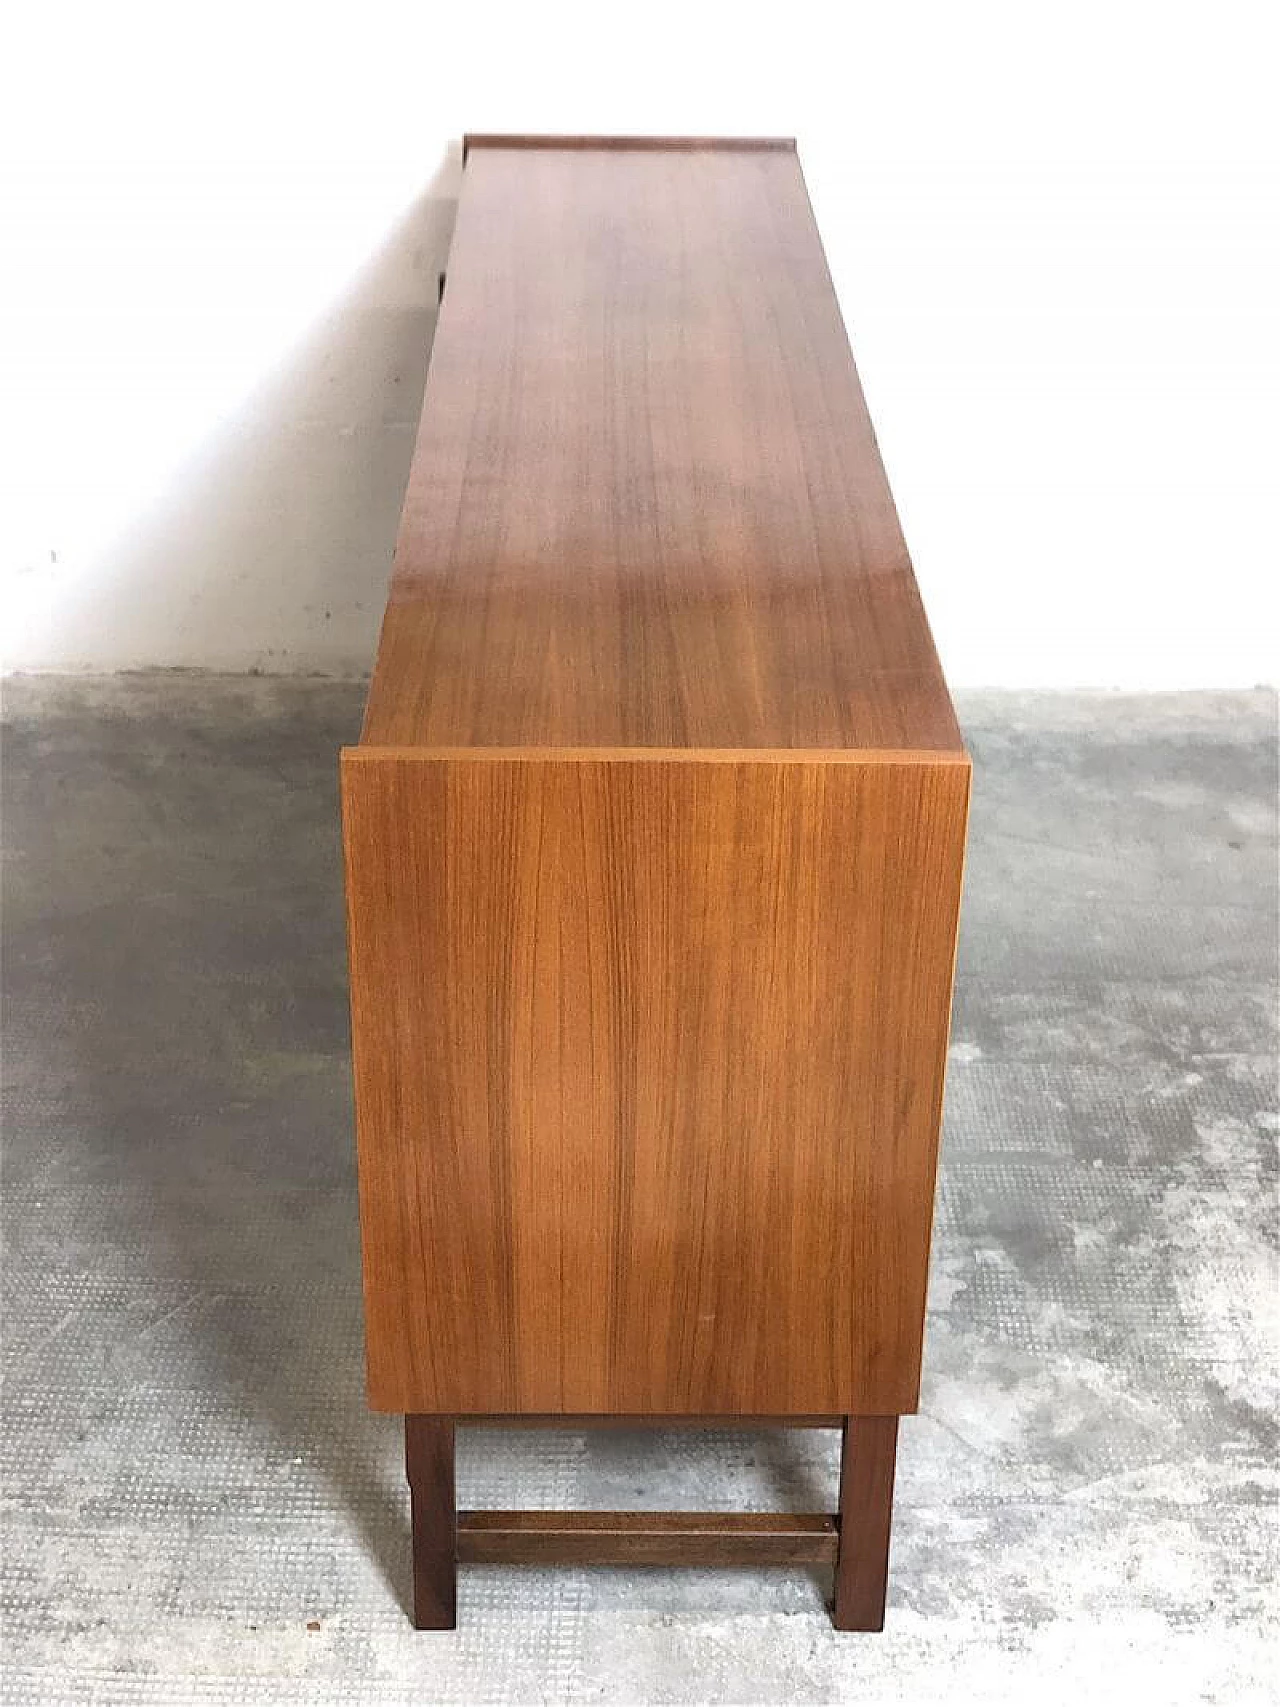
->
[1,677,1276,1706]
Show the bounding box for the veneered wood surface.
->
[342,749,969,1415]
[345,138,969,1427]
[360,141,962,754]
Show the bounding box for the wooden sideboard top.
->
[360,136,963,756]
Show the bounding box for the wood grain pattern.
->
[342,749,969,1415]
[360,141,962,754]
[455,1509,839,1567]
[345,137,969,1441]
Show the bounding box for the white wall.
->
[4,1,1277,685]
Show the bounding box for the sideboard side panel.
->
[342,752,969,1415]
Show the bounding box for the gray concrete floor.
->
[1,677,1276,1706]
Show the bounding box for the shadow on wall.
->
[44,152,461,675]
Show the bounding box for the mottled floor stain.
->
[1,679,1276,1705]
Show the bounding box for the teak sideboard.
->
[341,134,969,1631]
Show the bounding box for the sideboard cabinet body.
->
[342,135,968,1623]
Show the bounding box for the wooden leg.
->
[398,1414,898,1630]
[833,1415,899,1632]
[405,1416,457,1630]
